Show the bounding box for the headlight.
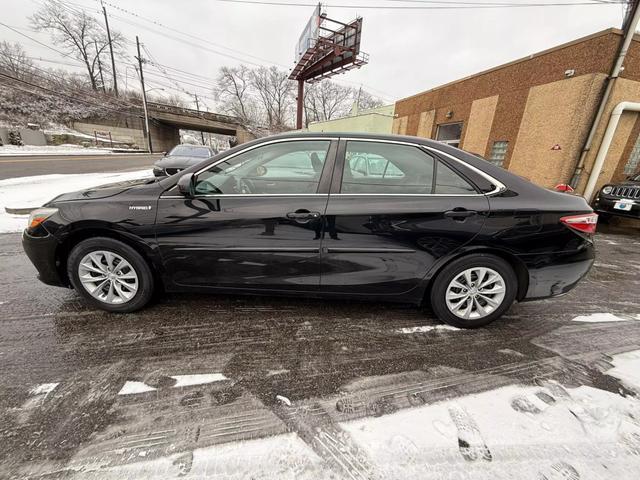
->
[602,186,613,194]
[27,207,58,231]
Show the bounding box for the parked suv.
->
[593,172,640,221]
[153,144,217,177]
[22,133,596,328]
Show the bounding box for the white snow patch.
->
[571,313,640,323]
[606,349,640,393]
[118,373,228,395]
[0,170,152,233]
[117,381,157,395]
[276,394,292,406]
[397,325,461,334]
[0,144,115,155]
[29,382,58,396]
[170,373,228,388]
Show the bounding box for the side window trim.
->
[188,138,338,197]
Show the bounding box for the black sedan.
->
[152,144,218,177]
[22,133,597,328]
[593,171,640,221]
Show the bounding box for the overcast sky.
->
[0,0,630,106]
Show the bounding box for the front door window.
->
[194,140,331,195]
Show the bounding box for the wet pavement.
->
[0,227,639,479]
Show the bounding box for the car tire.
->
[67,237,154,313]
[429,254,517,329]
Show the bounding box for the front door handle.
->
[444,208,477,220]
[286,210,321,220]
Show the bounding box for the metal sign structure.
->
[290,3,369,128]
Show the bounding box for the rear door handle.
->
[286,210,321,220]
[444,209,477,219]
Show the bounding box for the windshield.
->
[168,145,211,157]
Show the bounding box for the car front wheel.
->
[430,254,517,328]
[67,237,154,313]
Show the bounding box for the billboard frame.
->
[290,4,368,128]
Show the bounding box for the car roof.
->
[263,131,442,148]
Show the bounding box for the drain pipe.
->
[583,101,640,200]
[570,1,640,189]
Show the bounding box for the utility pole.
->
[193,94,206,145]
[296,79,304,130]
[135,36,153,153]
[94,41,106,94]
[101,1,118,96]
[571,0,640,191]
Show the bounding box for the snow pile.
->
[0,170,152,233]
[0,144,114,155]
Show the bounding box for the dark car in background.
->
[593,172,640,221]
[22,133,597,328]
[153,144,218,177]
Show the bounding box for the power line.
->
[208,0,627,9]
[94,0,396,98]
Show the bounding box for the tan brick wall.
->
[508,74,604,187]
[416,110,435,138]
[577,77,640,194]
[391,30,640,189]
[461,96,499,156]
[392,115,408,135]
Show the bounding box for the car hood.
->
[154,155,208,169]
[46,177,158,204]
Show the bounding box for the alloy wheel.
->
[77,250,139,304]
[445,267,506,320]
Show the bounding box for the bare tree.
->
[213,65,259,124]
[356,89,384,110]
[0,42,35,81]
[30,0,123,91]
[251,66,295,129]
[304,80,354,124]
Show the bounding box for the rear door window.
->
[341,141,434,194]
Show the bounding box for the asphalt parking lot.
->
[1,226,639,479]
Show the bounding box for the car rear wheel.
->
[67,237,154,313]
[430,254,517,328]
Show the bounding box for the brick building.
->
[392,28,640,196]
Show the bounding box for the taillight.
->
[560,213,598,235]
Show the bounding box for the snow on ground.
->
[397,325,461,334]
[92,377,640,479]
[0,170,152,233]
[572,313,640,323]
[340,382,640,479]
[69,433,329,480]
[606,349,640,394]
[0,144,117,155]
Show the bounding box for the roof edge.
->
[397,27,629,105]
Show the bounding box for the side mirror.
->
[177,173,195,197]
